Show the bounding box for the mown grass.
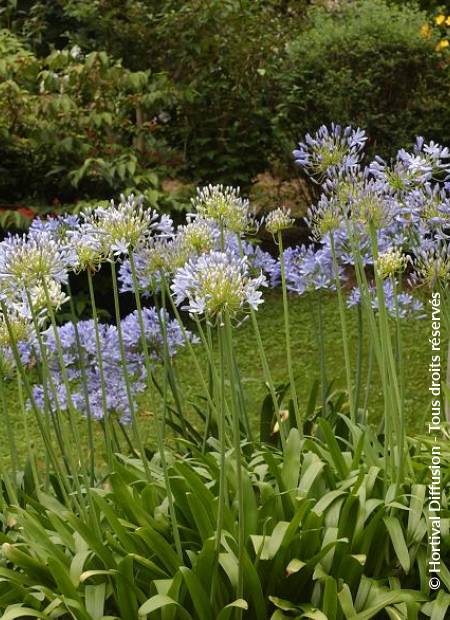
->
[0,290,430,469]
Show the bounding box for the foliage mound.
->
[1,423,449,619]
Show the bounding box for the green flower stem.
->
[16,369,41,492]
[66,278,96,483]
[41,278,91,508]
[329,232,354,421]
[231,349,252,442]
[224,312,245,611]
[204,322,215,447]
[391,276,404,418]
[165,287,220,448]
[250,307,286,447]
[128,252,183,561]
[156,277,186,432]
[277,231,302,434]
[369,225,405,488]
[354,303,363,418]
[0,366,18,481]
[446,340,450,424]
[363,340,374,419]
[236,235,285,445]
[211,321,229,606]
[192,314,232,434]
[110,260,149,470]
[24,288,77,480]
[86,268,116,467]
[0,300,72,506]
[316,291,328,415]
[344,222,394,483]
[215,322,228,545]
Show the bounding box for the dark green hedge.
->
[1,0,450,199]
[275,0,450,162]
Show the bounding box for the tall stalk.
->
[344,222,397,484]
[354,303,364,419]
[369,225,405,488]
[128,252,183,561]
[316,292,329,415]
[446,341,450,424]
[211,320,228,604]
[16,370,41,491]
[110,260,149,470]
[66,279,96,483]
[86,269,116,467]
[0,367,18,481]
[236,235,286,446]
[391,277,405,419]
[157,276,186,433]
[329,232,354,420]
[165,288,220,449]
[0,300,72,506]
[41,278,91,509]
[24,289,80,484]
[277,231,302,434]
[224,313,245,612]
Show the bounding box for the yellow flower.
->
[420,23,432,39]
[436,14,446,26]
[436,39,450,52]
[446,16,450,26]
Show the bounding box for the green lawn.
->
[0,290,431,470]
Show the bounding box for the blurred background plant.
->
[1,0,450,230]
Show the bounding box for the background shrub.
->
[275,0,450,161]
[1,0,450,217]
[0,28,179,206]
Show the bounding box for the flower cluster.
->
[274,245,340,295]
[30,308,193,422]
[0,230,71,323]
[172,251,266,319]
[293,124,367,180]
[191,185,255,234]
[376,249,409,279]
[1,137,447,432]
[347,280,425,320]
[290,124,449,315]
[265,207,295,235]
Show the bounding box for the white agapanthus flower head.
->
[171,251,266,319]
[265,207,295,235]
[412,241,450,288]
[0,231,70,291]
[191,185,255,234]
[0,308,32,350]
[66,222,106,272]
[177,217,218,255]
[376,248,408,279]
[27,277,70,314]
[86,194,173,257]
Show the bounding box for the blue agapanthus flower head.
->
[347,279,424,320]
[293,124,367,181]
[29,214,80,242]
[281,245,341,295]
[371,137,450,193]
[28,307,194,423]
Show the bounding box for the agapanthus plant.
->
[28,308,193,423]
[191,184,256,234]
[172,251,266,320]
[293,123,367,181]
